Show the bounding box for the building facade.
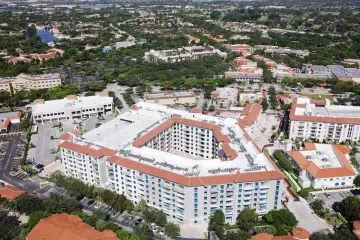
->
[30,95,113,123]
[59,102,285,226]
[289,97,360,143]
[0,73,61,93]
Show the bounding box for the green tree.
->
[142,207,167,227]
[298,188,310,200]
[223,229,250,240]
[263,209,298,236]
[116,230,142,240]
[164,222,180,238]
[209,104,215,112]
[261,98,269,112]
[339,196,360,221]
[208,209,225,238]
[135,223,152,240]
[236,208,260,232]
[15,195,44,215]
[353,175,360,187]
[0,211,21,240]
[27,211,51,231]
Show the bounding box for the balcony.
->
[260,184,270,189]
[162,182,172,190]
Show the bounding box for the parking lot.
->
[311,190,356,210]
[0,133,27,174]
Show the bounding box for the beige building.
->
[0,73,61,93]
[144,91,196,105]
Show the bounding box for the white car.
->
[94,203,101,209]
[159,230,165,236]
[153,226,159,234]
[149,223,156,230]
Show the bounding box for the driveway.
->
[106,83,129,112]
[287,198,333,233]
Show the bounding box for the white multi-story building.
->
[144,45,227,63]
[288,142,356,189]
[29,95,113,123]
[59,102,285,226]
[0,73,61,93]
[289,97,360,143]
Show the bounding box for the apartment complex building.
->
[0,73,61,93]
[289,97,360,143]
[144,45,227,63]
[29,95,113,123]
[144,91,196,105]
[59,102,285,225]
[288,142,356,189]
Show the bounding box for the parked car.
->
[134,218,142,225]
[87,199,95,205]
[94,202,101,209]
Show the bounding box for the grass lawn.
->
[325,215,345,226]
[285,174,299,195]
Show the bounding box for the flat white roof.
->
[31,96,113,114]
[300,144,342,169]
[76,102,276,177]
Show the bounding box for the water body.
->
[36,29,55,44]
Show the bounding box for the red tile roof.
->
[0,185,25,200]
[26,213,118,240]
[238,103,262,127]
[291,227,310,239]
[59,141,116,159]
[0,111,21,130]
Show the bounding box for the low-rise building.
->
[26,213,118,240]
[0,111,21,132]
[289,96,360,143]
[239,92,264,105]
[288,142,356,189]
[59,102,285,226]
[211,87,238,108]
[144,45,227,63]
[29,95,113,123]
[144,91,196,105]
[0,73,61,93]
